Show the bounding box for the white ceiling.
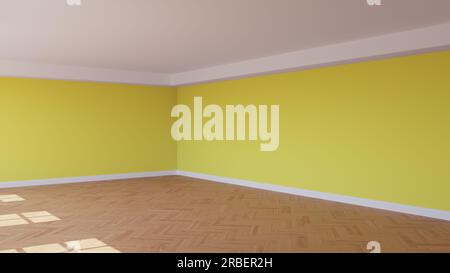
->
[1,0,450,74]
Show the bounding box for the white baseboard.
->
[1,170,448,221]
[176,170,450,222]
[0,171,177,189]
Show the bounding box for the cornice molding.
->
[0,60,171,86]
[171,23,450,86]
[1,23,449,86]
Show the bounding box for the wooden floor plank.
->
[0,176,449,253]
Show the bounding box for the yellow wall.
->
[177,50,450,211]
[1,51,449,212]
[0,78,177,181]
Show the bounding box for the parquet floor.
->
[0,175,449,253]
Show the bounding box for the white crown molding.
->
[176,171,450,222]
[0,171,177,189]
[0,60,171,86]
[1,23,449,86]
[171,22,450,86]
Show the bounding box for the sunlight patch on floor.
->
[0,249,19,253]
[0,194,25,203]
[0,214,28,227]
[23,243,67,253]
[0,211,61,227]
[1,238,120,253]
[21,211,61,223]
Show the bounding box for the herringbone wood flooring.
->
[0,176,449,253]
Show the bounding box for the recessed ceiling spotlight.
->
[67,0,81,6]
